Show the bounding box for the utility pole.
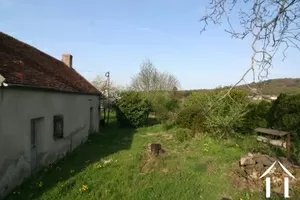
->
[105,71,110,125]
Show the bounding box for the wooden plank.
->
[254,127,289,137]
[257,136,286,148]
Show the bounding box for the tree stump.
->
[150,143,163,156]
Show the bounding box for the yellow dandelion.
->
[80,184,88,192]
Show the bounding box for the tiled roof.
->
[0,32,101,95]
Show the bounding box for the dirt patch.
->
[140,132,174,140]
[207,163,217,174]
[229,153,300,195]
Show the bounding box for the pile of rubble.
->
[232,153,300,193]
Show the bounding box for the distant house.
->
[248,94,277,101]
[0,32,103,197]
[252,96,263,101]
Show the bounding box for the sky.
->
[0,0,299,89]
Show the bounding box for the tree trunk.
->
[150,143,164,156]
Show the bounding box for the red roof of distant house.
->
[0,32,101,95]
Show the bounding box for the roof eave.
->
[3,83,104,97]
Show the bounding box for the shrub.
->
[241,100,271,133]
[183,91,217,109]
[205,100,247,138]
[191,112,207,133]
[200,91,248,138]
[176,106,205,129]
[169,128,194,142]
[162,120,176,131]
[229,89,248,104]
[268,93,300,134]
[148,92,180,123]
[178,89,249,138]
[114,91,151,127]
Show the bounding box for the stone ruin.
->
[232,153,300,194]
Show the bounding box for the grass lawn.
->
[3,120,291,200]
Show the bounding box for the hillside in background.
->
[177,78,300,97]
[237,78,300,95]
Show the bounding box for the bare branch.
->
[200,0,300,96]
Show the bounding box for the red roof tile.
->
[0,32,101,95]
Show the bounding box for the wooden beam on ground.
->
[257,136,286,148]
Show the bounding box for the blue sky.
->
[1,0,299,89]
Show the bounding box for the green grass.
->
[3,120,296,200]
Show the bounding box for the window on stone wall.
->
[53,115,64,139]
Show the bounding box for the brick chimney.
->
[62,54,73,68]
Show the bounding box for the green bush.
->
[229,89,248,104]
[183,91,218,109]
[176,106,205,130]
[169,128,194,142]
[268,93,300,163]
[162,120,176,131]
[268,93,300,134]
[291,137,300,164]
[191,112,207,133]
[241,100,271,133]
[148,92,180,123]
[201,92,248,138]
[114,91,151,127]
[178,89,249,138]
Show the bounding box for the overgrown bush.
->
[205,97,248,138]
[179,89,249,138]
[268,93,300,134]
[291,137,300,164]
[183,90,217,109]
[162,120,176,131]
[169,128,194,142]
[147,92,180,124]
[114,91,151,127]
[176,106,205,130]
[240,100,272,133]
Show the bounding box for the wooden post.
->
[286,132,291,160]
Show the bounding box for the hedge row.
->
[114,91,151,127]
[176,91,300,137]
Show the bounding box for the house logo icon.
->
[259,161,295,198]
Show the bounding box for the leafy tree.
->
[241,100,272,133]
[268,93,300,133]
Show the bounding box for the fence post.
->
[287,132,291,160]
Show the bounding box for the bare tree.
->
[130,59,180,92]
[200,0,300,93]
